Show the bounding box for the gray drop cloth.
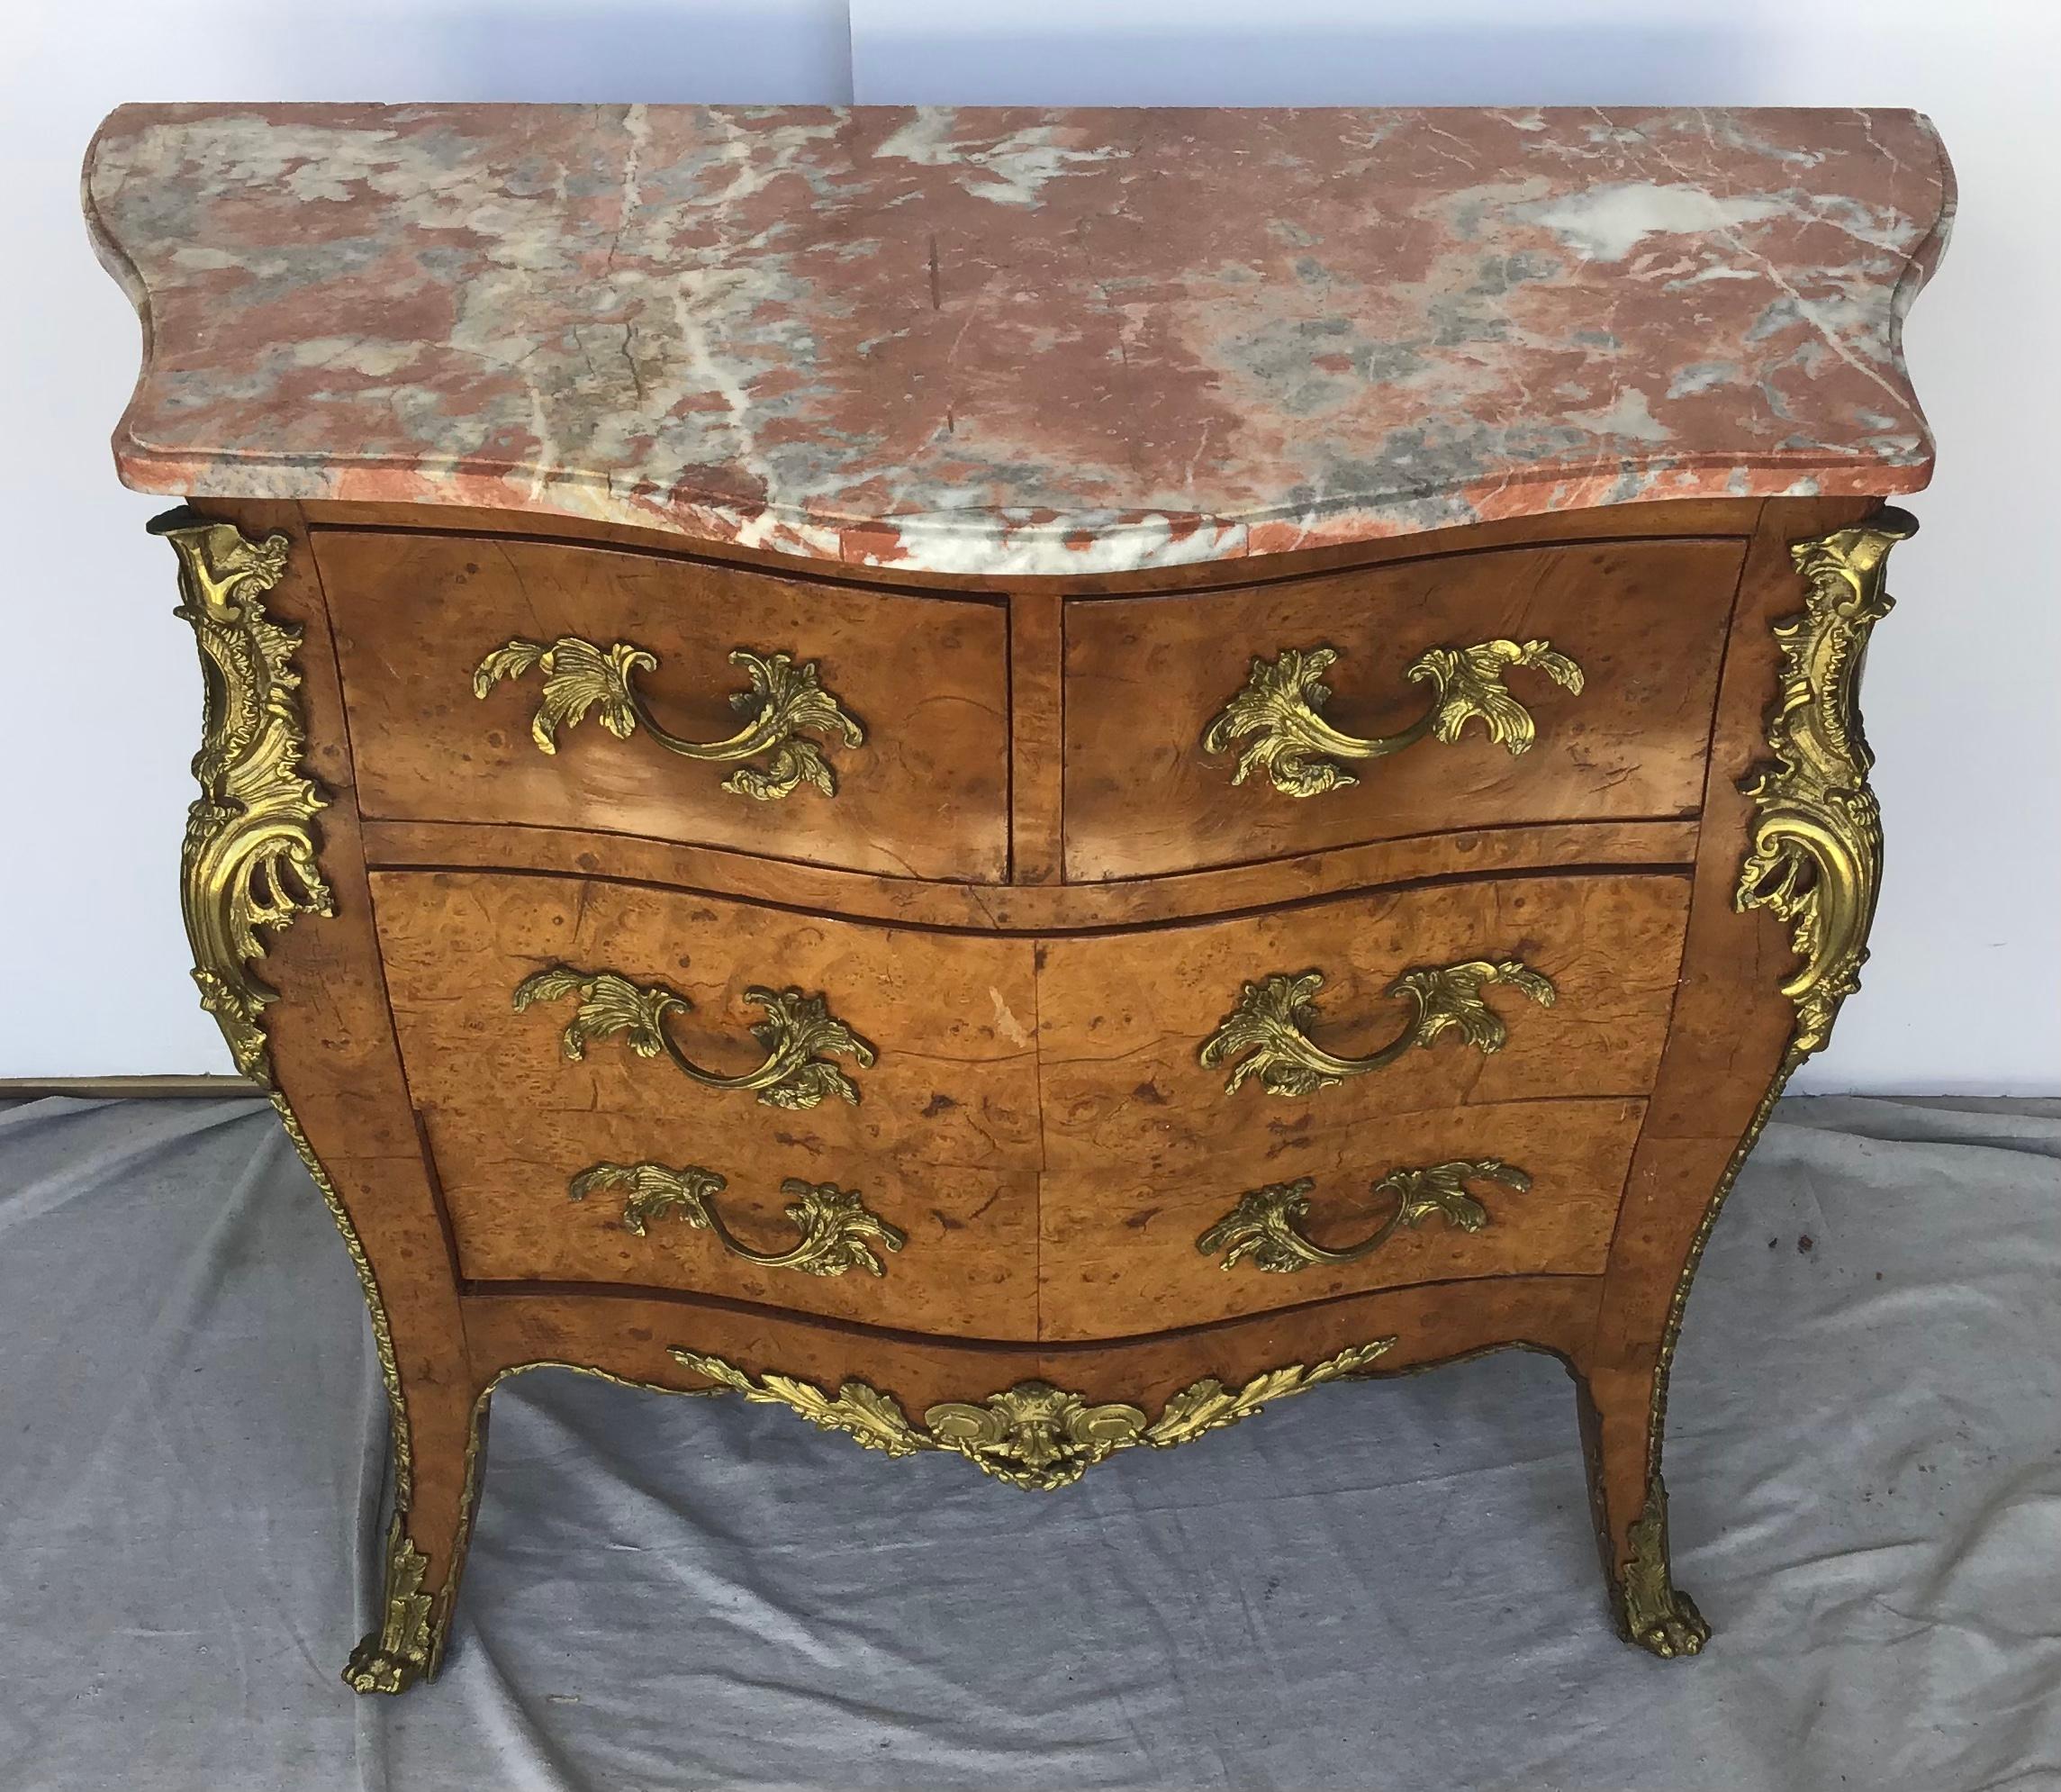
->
[0,1094,2056,1791]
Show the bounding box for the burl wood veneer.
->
[87,101,1953,1691]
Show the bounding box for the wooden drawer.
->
[1035,871,1689,1182]
[1039,1098,1644,1340]
[320,531,1010,882]
[1063,538,1742,879]
[369,871,1039,1335]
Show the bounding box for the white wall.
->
[5,0,2055,1091]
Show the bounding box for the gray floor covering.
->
[0,1092,2056,1791]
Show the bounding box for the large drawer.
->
[1062,537,1742,879]
[370,871,1039,1335]
[321,531,1011,882]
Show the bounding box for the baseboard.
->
[0,1074,262,1100]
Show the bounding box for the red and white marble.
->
[85,104,1953,574]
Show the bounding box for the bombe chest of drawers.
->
[86,101,1952,1690]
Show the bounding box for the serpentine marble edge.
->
[84,104,1952,575]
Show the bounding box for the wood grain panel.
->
[1064,538,1742,879]
[368,869,1041,1333]
[458,1274,1604,1425]
[1039,1097,1644,1341]
[1007,589,1066,884]
[360,814,1699,931]
[300,493,1765,596]
[1036,872,1691,1181]
[460,1291,1050,1417]
[318,529,1009,882]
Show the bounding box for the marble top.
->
[86,104,1953,575]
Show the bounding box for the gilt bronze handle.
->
[474,637,863,800]
[513,965,875,1109]
[1198,1158,1531,1273]
[1202,639,1584,798]
[1199,957,1554,1099]
[571,1161,906,1277]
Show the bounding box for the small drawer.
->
[1062,537,1743,880]
[369,870,1040,1335]
[1038,1098,1644,1340]
[320,530,1010,882]
[1035,870,1689,1184]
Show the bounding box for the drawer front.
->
[1063,538,1742,879]
[321,531,1010,882]
[1035,872,1689,1183]
[1039,1098,1644,1340]
[370,871,1039,1335]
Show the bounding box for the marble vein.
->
[84,104,1954,575]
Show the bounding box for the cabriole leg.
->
[1574,1362,1710,1660]
[344,1373,488,1694]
